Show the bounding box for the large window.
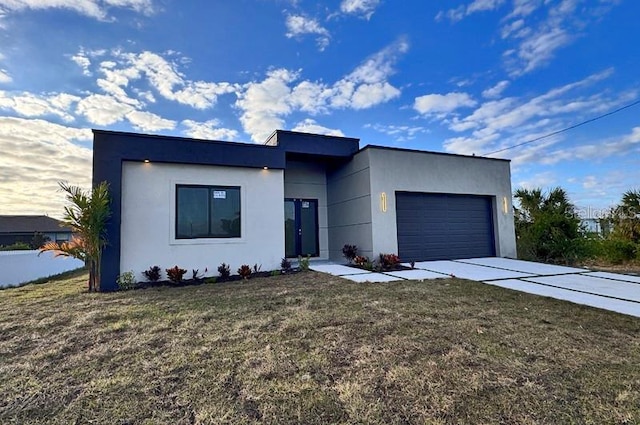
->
[176,185,241,239]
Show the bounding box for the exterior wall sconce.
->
[263,166,268,170]
[143,159,150,163]
[502,196,509,214]
[380,192,387,213]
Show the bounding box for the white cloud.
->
[436,0,618,75]
[368,123,428,142]
[236,40,407,142]
[501,0,619,76]
[507,0,542,19]
[236,68,298,143]
[501,18,527,38]
[291,119,344,137]
[126,110,175,131]
[447,69,617,139]
[0,91,80,121]
[0,68,11,83]
[582,175,598,189]
[467,0,506,14]
[76,93,134,125]
[118,51,238,109]
[102,0,153,14]
[69,49,239,110]
[0,116,92,216]
[436,0,505,22]
[328,38,406,109]
[0,0,154,20]
[507,25,572,76]
[542,127,640,165]
[340,0,380,19]
[516,171,558,191]
[71,53,91,76]
[439,70,635,160]
[482,80,510,99]
[413,92,477,115]
[181,119,240,141]
[285,15,330,51]
[351,82,399,109]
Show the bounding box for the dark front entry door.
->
[285,199,319,258]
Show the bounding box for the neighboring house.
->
[581,218,603,235]
[93,129,517,291]
[0,215,73,247]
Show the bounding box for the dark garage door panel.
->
[396,192,495,262]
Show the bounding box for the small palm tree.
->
[40,182,111,291]
[513,187,581,263]
[612,189,640,244]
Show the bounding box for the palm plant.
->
[612,189,640,244]
[40,182,111,291]
[513,187,581,263]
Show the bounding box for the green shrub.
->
[116,270,136,290]
[298,255,310,271]
[30,232,50,249]
[0,242,32,251]
[514,187,584,264]
[600,238,637,264]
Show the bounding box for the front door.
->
[285,199,319,258]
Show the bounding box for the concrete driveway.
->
[310,257,640,318]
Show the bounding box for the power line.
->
[482,98,640,156]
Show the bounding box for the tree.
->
[612,189,640,244]
[514,187,582,264]
[40,182,111,291]
[30,232,50,249]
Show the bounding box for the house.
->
[93,129,517,291]
[0,215,73,248]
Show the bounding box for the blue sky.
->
[0,0,638,218]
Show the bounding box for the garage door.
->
[396,192,495,262]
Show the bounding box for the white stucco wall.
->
[283,160,329,259]
[0,250,84,288]
[366,148,517,258]
[120,162,284,280]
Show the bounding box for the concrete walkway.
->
[310,258,640,318]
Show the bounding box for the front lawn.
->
[1,270,639,424]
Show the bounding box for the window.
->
[176,185,241,239]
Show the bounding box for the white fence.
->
[0,250,85,288]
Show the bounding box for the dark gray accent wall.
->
[326,150,373,261]
[268,130,360,158]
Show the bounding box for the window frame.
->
[175,184,241,239]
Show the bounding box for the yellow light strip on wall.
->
[380,192,387,212]
[502,196,509,214]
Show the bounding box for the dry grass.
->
[1,270,639,424]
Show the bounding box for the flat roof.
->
[361,144,511,162]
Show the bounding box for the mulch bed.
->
[133,269,302,290]
[347,264,413,272]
